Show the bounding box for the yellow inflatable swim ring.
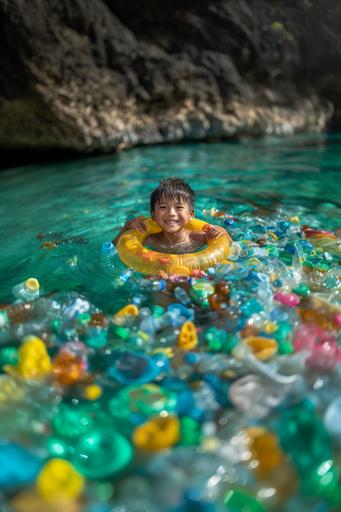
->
[116,218,231,276]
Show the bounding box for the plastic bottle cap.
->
[25,278,40,292]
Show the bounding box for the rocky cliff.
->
[0,0,340,154]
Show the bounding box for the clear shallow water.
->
[0,133,340,307]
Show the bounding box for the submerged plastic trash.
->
[0,214,340,511]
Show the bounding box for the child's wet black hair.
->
[150,177,195,212]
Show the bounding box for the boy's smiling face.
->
[152,198,194,233]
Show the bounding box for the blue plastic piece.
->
[167,303,194,326]
[102,241,115,255]
[0,441,43,488]
[106,351,161,385]
[176,391,195,415]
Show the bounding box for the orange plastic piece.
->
[245,427,299,502]
[243,336,278,360]
[132,414,180,452]
[245,427,283,477]
[178,321,198,350]
[52,351,86,386]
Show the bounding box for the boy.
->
[113,177,231,254]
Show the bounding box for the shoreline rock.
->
[0,0,340,156]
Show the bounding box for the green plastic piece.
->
[113,325,131,340]
[0,310,9,328]
[179,417,201,446]
[317,263,330,272]
[278,401,335,497]
[223,333,240,353]
[272,320,293,354]
[273,321,292,342]
[0,346,18,367]
[279,252,292,265]
[303,459,339,498]
[152,305,165,318]
[190,280,215,308]
[224,489,267,511]
[76,312,92,325]
[47,437,68,457]
[204,327,225,352]
[50,318,62,333]
[110,384,177,419]
[86,330,108,348]
[266,245,279,258]
[277,340,293,355]
[292,283,311,296]
[52,403,94,440]
[72,428,132,479]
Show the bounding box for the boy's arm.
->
[203,223,233,243]
[112,216,147,246]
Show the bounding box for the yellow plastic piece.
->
[116,218,231,275]
[6,336,51,380]
[25,278,40,291]
[243,336,278,361]
[132,414,180,452]
[152,347,174,358]
[290,216,300,223]
[37,459,84,501]
[268,231,279,241]
[84,384,102,400]
[114,304,139,319]
[178,321,198,350]
[113,304,139,325]
[264,321,278,334]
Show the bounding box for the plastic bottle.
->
[101,241,117,269]
[114,269,133,287]
[229,242,242,261]
[174,287,192,306]
[12,278,40,301]
[139,308,159,338]
[140,279,167,292]
[102,241,116,257]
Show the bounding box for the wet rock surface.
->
[0,0,340,154]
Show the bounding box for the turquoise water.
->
[0,133,340,307]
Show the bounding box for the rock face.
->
[0,0,340,153]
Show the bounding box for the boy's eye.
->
[176,206,184,209]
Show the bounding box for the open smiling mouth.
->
[164,220,179,225]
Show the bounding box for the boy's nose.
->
[167,206,177,215]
